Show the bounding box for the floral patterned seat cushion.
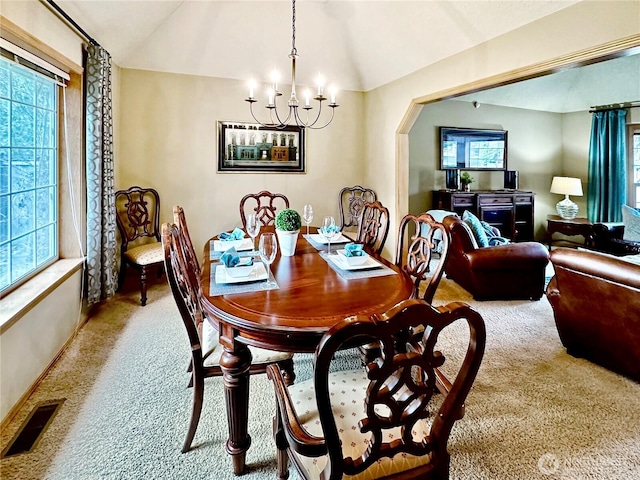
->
[287,369,433,480]
[202,321,292,366]
[124,242,164,265]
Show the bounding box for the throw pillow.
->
[462,210,489,247]
[480,220,510,246]
[621,204,640,242]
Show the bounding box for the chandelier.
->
[245,0,339,130]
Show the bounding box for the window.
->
[0,56,58,293]
[630,125,640,209]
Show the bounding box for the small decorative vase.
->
[275,229,300,256]
[462,183,470,192]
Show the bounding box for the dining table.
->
[200,227,414,475]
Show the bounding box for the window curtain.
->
[587,109,627,222]
[85,44,117,305]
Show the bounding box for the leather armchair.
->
[546,248,640,382]
[442,216,549,300]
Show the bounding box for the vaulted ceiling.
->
[54,1,639,113]
[57,0,582,93]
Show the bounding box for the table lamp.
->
[550,176,583,219]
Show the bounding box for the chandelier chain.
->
[291,0,297,56]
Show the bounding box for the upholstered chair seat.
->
[201,321,293,367]
[124,242,164,266]
[284,369,434,480]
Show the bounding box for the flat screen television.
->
[440,127,507,171]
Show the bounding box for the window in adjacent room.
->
[629,124,640,209]
[0,55,60,294]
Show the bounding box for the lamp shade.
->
[550,177,583,196]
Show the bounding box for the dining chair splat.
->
[338,185,376,231]
[355,200,389,255]
[240,190,290,228]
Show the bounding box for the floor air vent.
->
[1,399,65,458]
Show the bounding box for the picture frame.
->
[217,121,305,173]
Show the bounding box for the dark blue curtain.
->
[587,109,627,222]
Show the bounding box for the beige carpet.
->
[2,273,639,479]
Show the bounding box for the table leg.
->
[220,342,252,475]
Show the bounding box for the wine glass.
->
[259,232,278,289]
[302,204,313,235]
[319,216,340,255]
[246,213,260,255]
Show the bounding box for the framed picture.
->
[217,121,305,173]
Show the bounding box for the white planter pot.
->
[275,229,300,256]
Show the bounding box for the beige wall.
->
[117,69,365,254]
[364,0,640,254]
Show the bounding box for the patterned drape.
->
[86,44,117,305]
[587,109,628,223]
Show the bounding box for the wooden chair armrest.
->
[266,364,327,457]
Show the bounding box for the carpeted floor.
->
[2,272,639,480]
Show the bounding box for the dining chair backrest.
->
[162,222,204,363]
[355,200,389,255]
[267,298,486,480]
[240,190,290,228]
[115,186,161,251]
[338,185,376,230]
[395,212,450,303]
[173,205,201,279]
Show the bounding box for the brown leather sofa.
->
[592,222,640,256]
[546,248,640,382]
[442,216,549,300]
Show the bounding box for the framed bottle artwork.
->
[217,121,305,173]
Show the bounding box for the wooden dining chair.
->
[395,212,451,303]
[355,200,389,255]
[115,186,164,306]
[267,298,486,480]
[163,213,294,453]
[239,190,290,228]
[338,185,376,231]
[360,212,451,365]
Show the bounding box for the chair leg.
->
[279,358,296,386]
[117,261,127,291]
[183,367,204,453]
[273,412,290,480]
[140,266,148,306]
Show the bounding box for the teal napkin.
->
[320,224,341,236]
[344,243,365,257]
[219,227,245,241]
[220,247,253,268]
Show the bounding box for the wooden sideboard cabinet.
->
[432,189,535,242]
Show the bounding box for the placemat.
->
[209,240,255,261]
[319,251,397,280]
[209,263,279,296]
[303,233,354,251]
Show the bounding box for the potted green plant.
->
[460,171,474,191]
[275,208,302,256]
